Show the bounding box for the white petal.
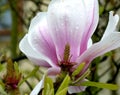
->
[30,76,45,95]
[47,0,99,61]
[77,32,120,72]
[19,35,50,67]
[28,12,58,67]
[47,0,87,61]
[80,0,99,54]
[101,11,119,40]
[87,38,93,49]
[68,86,86,94]
[47,67,61,76]
[29,12,46,32]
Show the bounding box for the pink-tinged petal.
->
[30,76,45,95]
[47,67,61,76]
[87,38,93,49]
[77,32,120,73]
[28,12,58,67]
[68,86,86,94]
[47,0,87,61]
[80,0,99,54]
[19,35,51,67]
[101,11,119,40]
[68,79,87,94]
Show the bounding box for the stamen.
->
[63,43,70,61]
[59,43,74,72]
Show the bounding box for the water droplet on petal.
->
[61,23,64,26]
[76,26,79,30]
[55,28,59,32]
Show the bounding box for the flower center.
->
[59,43,76,72]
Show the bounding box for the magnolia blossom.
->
[19,0,120,94]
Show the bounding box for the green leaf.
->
[81,81,119,90]
[0,63,4,72]
[42,76,54,95]
[14,62,21,78]
[49,89,54,95]
[72,62,85,78]
[14,62,19,73]
[0,85,7,95]
[18,66,39,86]
[56,74,70,94]
[0,79,5,89]
[72,69,90,85]
[56,87,68,95]
[99,6,104,15]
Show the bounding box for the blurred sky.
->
[0,0,11,29]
